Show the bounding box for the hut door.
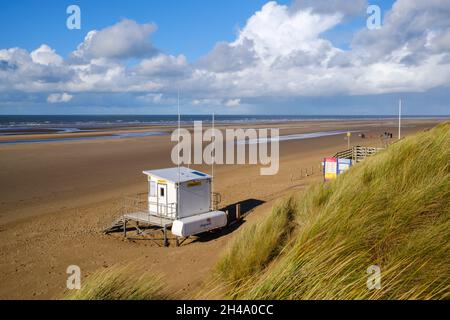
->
[157,184,167,216]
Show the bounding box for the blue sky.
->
[0,0,449,115]
[0,0,396,59]
[1,0,294,61]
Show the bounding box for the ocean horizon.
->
[1,114,448,131]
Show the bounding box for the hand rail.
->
[211,192,221,210]
[333,146,384,162]
[148,201,177,216]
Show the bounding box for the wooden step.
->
[103,218,124,234]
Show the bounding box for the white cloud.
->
[232,2,342,63]
[30,44,63,66]
[192,98,223,106]
[137,54,188,77]
[1,1,450,111]
[137,93,176,105]
[196,39,258,73]
[0,47,73,92]
[47,92,73,103]
[225,98,241,107]
[71,19,157,61]
[189,0,450,98]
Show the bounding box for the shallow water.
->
[240,130,358,145]
[0,131,168,145]
[0,129,356,146]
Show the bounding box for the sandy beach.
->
[0,118,444,299]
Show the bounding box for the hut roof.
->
[142,166,211,183]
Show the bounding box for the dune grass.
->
[66,266,169,300]
[65,123,449,300]
[214,122,450,299]
[215,196,298,295]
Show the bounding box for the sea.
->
[0,114,445,131]
[0,115,446,145]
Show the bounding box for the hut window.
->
[149,181,156,197]
[160,187,165,197]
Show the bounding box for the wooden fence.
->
[334,146,383,162]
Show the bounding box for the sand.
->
[0,118,443,299]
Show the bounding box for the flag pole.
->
[398,99,402,140]
[211,113,215,210]
[177,90,180,219]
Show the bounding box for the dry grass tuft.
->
[66,265,169,300]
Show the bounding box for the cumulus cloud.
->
[352,0,450,63]
[189,0,450,97]
[136,93,178,105]
[225,98,241,107]
[192,98,223,106]
[232,2,342,63]
[196,39,258,72]
[0,47,74,92]
[137,54,188,77]
[31,44,63,65]
[71,19,157,61]
[0,1,450,111]
[47,92,73,103]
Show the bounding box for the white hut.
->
[143,166,211,219]
[142,167,227,237]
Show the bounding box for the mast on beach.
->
[177,90,180,220]
[398,99,402,140]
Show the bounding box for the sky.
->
[0,0,449,115]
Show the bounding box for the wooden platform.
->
[334,146,384,162]
[102,212,178,247]
[124,211,174,227]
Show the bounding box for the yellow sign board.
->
[324,158,337,181]
[187,181,201,187]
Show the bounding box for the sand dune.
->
[0,119,442,299]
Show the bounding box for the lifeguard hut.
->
[144,167,212,220]
[105,166,227,246]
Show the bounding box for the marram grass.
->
[215,196,298,296]
[214,122,450,300]
[66,265,169,300]
[65,123,449,300]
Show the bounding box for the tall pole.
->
[177,90,180,219]
[398,99,402,140]
[177,91,180,167]
[347,131,351,150]
[211,113,215,210]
